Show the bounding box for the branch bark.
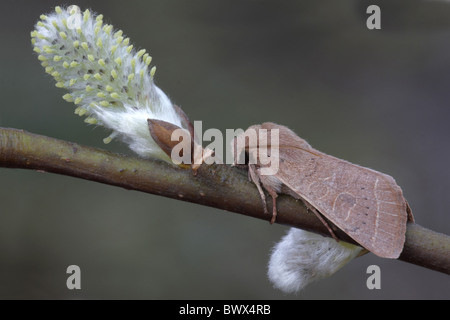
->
[1,127,449,274]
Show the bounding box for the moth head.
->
[232,123,320,167]
[231,125,263,167]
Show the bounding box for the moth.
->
[232,122,414,259]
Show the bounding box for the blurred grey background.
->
[0,0,449,299]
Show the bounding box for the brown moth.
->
[233,122,414,259]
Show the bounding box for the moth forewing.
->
[277,157,408,259]
[237,122,412,259]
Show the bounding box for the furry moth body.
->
[233,122,413,259]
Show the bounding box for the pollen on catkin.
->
[31,5,186,162]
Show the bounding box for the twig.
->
[1,127,449,274]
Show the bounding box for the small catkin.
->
[267,228,362,293]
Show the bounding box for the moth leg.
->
[248,164,269,215]
[304,201,339,242]
[264,187,278,224]
[256,172,281,224]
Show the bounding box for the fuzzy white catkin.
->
[268,228,363,293]
[32,5,186,162]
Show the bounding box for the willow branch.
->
[1,127,449,275]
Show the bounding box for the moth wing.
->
[276,148,408,259]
